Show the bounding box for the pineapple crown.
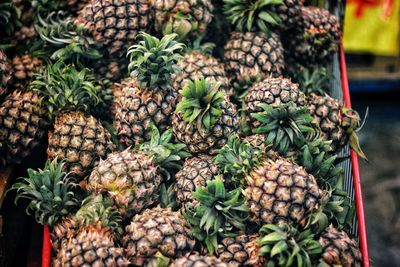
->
[223,0,283,33]
[75,195,123,237]
[214,135,263,187]
[31,61,103,121]
[162,12,198,42]
[252,102,315,156]
[183,177,249,255]
[258,223,322,266]
[33,12,103,67]
[293,66,333,96]
[139,125,191,180]
[127,32,185,90]
[293,135,343,183]
[0,1,22,39]
[9,159,80,226]
[306,176,355,235]
[176,77,226,130]
[185,36,216,55]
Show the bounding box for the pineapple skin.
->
[47,110,115,180]
[218,234,265,267]
[122,206,196,266]
[319,225,362,267]
[171,254,231,267]
[244,77,306,127]
[174,154,219,206]
[172,51,230,95]
[113,79,178,146]
[0,90,49,165]
[51,216,79,252]
[172,96,239,154]
[224,32,285,83]
[307,93,347,152]
[11,53,43,90]
[78,0,153,57]
[53,226,129,267]
[244,158,320,226]
[0,51,12,98]
[87,149,162,218]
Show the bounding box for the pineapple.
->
[218,234,264,266]
[114,33,184,146]
[170,254,230,267]
[54,225,129,267]
[11,53,43,90]
[244,77,307,128]
[174,154,219,207]
[172,77,239,154]
[0,51,12,98]
[0,89,49,165]
[51,215,79,251]
[172,41,230,95]
[86,126,190,218]
[307,93,367,159]
[282,6,340,66]
[223,0,285,85]
[319,225,362,267]
[224,31,284,86]
[183,177,249,254]
[122,206,195,266]
[53,195,130,266]
[79,0,153,57]
[216,137,320,226]
[32,62,115,179]
[151,0,214,39]
[245,157,320,226]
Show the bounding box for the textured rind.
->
[172,97,239,154]
[174,154,219,206]
[0,90,49,165]
[170,254,232,267]
[273,0,303,31]
[244,77,306,127]
[87,149,161,217]
[54,227,129,267]
[51,216,79,252]
[244,158,320,226]
[319,225,362,267]
[172,51,230,94]
[0,51,12,98]
[282,6,340,65]
[122,207,195,266]
[151,0,213,37]
[307,93,346,151]
[224,32,284,83]
[11,54,43,90]
[79,0,152,57]
[47,110,115,180]
[113,79,177,146]
[218,234,264,266]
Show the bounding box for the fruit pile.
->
[1,0,366,266]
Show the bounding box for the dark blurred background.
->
[344,2,400,265]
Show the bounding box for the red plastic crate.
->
[40,39,371,267]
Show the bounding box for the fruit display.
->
[1,0,367,266]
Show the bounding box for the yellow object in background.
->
[343,0,400,56]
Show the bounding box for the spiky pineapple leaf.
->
[223,0,283,33]
[128,32,184,89]
[183,177,249,255]
[8,159,81,226]
[258,223,322,267]
[31,61,103,121]
[252,102,315,156]
[176,77,225,130]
